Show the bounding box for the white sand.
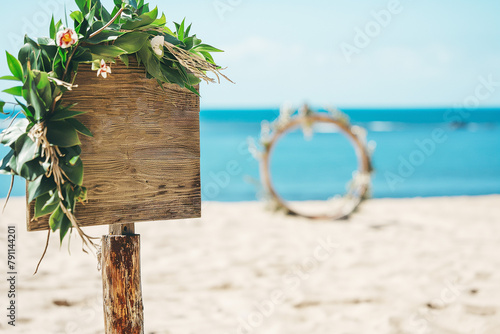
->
[1,196,500,334]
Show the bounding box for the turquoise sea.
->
[1,108,500,201]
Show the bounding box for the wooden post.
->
[101,223,144,334]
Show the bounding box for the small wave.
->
[367,121,406,132]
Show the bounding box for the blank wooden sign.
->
[27,58,201,231]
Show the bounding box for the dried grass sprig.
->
[29,122,97,273]
[164,41,234,84]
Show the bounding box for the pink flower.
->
[96,60,111,78]
[56,28,78,49]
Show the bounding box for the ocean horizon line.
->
[199,107,500,124]
[200,106,500,111]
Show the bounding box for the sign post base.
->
[101,223,144,334]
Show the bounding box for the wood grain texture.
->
[27,57,201,231]
[101,234,144,334]
[110,223,135,235]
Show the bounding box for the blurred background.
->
[1,2,500,333]
[1,0,499,201]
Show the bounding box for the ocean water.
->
[1,108,500,201]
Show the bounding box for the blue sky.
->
[0,0,499,108]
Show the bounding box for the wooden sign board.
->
[27,58,201,231]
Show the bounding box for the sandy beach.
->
[1,195,499,334]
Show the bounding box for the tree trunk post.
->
[101,223,144,334]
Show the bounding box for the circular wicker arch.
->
[260,112,373,220]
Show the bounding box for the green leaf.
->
[14,98,34,120]
[46,120,81,147]
[152,13,166,27]
[14,133,39,167]
[177,19,185,41]
[70,11,84,24]
[59,214,72,243]
[138,44,165,83]
[0,75,20,81]
[51,51,65,79]
[6,52,23,81]
[0,149,14,173]
[113,32,149,54]
[28,175,57,203]
[62,183,76,214]
[76,186,87,202]
[121,7,158,30]
[75,0,88,13]
[85,30,123,44]
[159,62,184,86]
[88,45,127,58]
[49,206,64,231]
[10,156,45,181]
[72,47,93,62]
[34,192,59,218]
[33,70,53,108]
[193,44,224,53]
[0,101,5,114]
[0,119,28,146]
[185,23,192,37]
[60,157,83,186]
[185,84,200,97]
[50,106,86,121]
[175,61,190,82]
[183,36,201,51]
[50,16,56,39]
[23,71,47,121]
[91,60,100,71]
[42,190,61,211]
[37,37,55,46]
[126,0,138,8]
[198,51,216,65]
[65,118,93,137]
[0,168,12,176]
[55,20,63,33]
[19,39,40,73]
[119,54,129,67]
[42,47,55,68]
[88,20,106,35]
[59,146,82,164]
[2,86,23,96]
[69,156,79,165]
[163,33,182,46]
[98,1,112,21]
[85,5,97,28]
[75,15,89,36]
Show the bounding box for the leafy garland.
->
[0,0,229,260]
[249,105,374,220]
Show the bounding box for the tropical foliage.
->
[0,0,228,254]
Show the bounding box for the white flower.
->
[56,28,78,49]
[96,60,111,79]
[151,36,165,57]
